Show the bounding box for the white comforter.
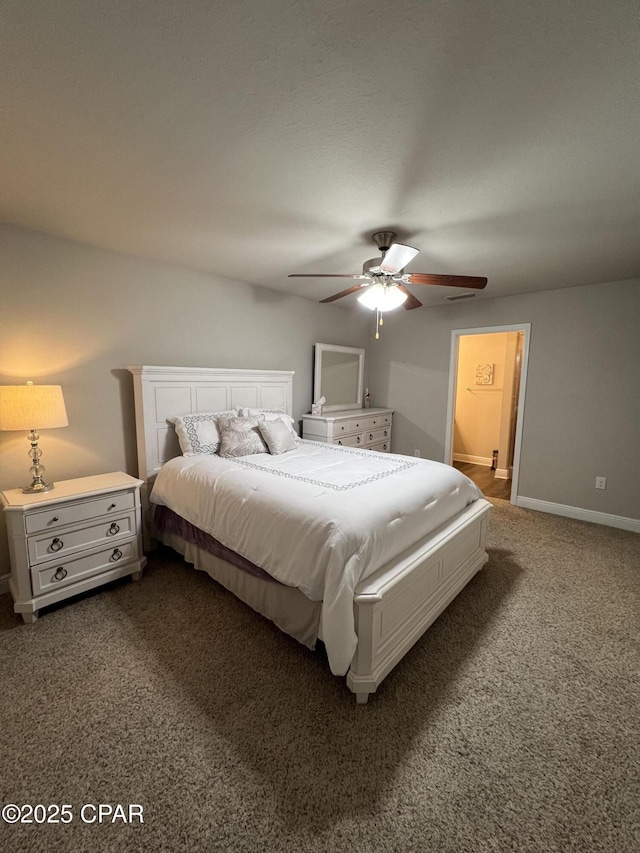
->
[150,440,482,675]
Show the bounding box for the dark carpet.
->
[1,500,638,852]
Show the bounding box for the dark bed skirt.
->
[151,504,282,584]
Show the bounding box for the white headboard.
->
[128,365,295,495]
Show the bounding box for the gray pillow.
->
[217,416,269,457]
[259,419,297,455]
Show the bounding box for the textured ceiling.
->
[2,0,639,308]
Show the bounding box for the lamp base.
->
[21,479,55,494]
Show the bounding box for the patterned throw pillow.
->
[217,416,269,457]
[258,419,297,455]
[167,410,239,456]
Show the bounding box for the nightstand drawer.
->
[31,540,138,596]
[28,512,136,565]
[25,491,136,534]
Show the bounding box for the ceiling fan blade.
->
[319,284,366,303]
[396,284,423,310]
[379,243,420,275]
[288,273,365,279]
[404,274,488,289]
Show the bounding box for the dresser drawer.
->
[368,440,391,453]
[31,540,138,596]
[364,426,391,444]
[335,434,362,447]
[334,421,351,435]
[25,491,136,534]
[352,414,389,432]
[347,416,373,432]
[28,512,136,565]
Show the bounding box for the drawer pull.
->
[108,503,117,510]
[50,537,64,552]
[53,566,67,582]
[50,516,59,524]
[369,433,373,441]
[337,440,343,445]
[356,436,361,444]
[384,430,388,437]
[107,522,120,536]
[111,548,123,561]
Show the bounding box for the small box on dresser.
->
[1,472,147,624]
[302,408,393,452]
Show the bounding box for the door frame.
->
[444,323,531,504]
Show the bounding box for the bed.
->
[128,365,491,703]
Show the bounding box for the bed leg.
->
[355,692,370,705]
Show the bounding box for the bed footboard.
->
[347,498,491,703]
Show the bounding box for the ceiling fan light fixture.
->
[357,283,408,312]
[288,229,487,312]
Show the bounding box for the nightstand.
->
[1,472,147,623]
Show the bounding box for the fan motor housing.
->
[371,231,397,253]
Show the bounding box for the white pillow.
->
[217,416,269,458]
[167,410,239,456]
[238,407,297,436]
[258,419,297,455]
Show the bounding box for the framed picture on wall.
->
[475,363,494,385]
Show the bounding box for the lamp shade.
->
[357,283,408,312]
[0,384,69,431]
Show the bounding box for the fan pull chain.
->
[375,308,381,340]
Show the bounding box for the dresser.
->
[302,408,393,452]
[1,472,146,624]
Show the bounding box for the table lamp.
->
[0,382,69,493]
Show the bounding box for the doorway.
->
[444,324,531,504]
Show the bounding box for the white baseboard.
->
[0,574,10,596]
[516,497,640,533]
[495,467,510,480]
[453,453,492,467]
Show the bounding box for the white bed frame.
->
[128,365,491,703]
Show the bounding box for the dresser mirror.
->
[313,343,365,412]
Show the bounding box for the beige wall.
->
[0,226,370,574]
[367,279,640,521]
[453,332,516,466]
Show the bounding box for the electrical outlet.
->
[595,476,607,490]
[414,449,421,457]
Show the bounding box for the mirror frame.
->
[313,343,365,412]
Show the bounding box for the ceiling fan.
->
[289,231,487,330]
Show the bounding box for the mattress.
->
[150,440,482,675]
